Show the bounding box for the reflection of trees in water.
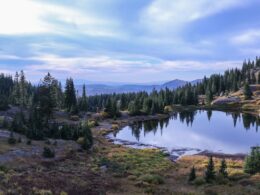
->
[178,110,197,126]
[242,113,259,131]
[128,111,259,140]
[228,112,259,131]
[207,110,212,121]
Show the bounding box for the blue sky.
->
[0,0,260,84]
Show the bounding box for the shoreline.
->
[98,108,252,161]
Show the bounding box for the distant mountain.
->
[161,79,188,89]
[76,79,201,96]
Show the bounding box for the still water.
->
[109,110,260,156]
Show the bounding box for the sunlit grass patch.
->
[97,147,172,181]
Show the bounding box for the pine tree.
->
[81,123,93,150]
[205,156,215,182]
[64,78,77,112]
[19,70,28,107]
[206,89,213,105]
[188,166,196,182]
[35,73,57,123]
[243,82,252,100]
[219,159,228,178]
[79,84,88,111]
[12,71,20,105]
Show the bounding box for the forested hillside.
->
[0,57,260,120]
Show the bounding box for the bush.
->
[164,106,173,113]
[194,178,206,186]
[88,120,99,128]
[42,147,55,158]
[111,124,119,130]
[139,174,164,185]
[17,137,22,143]
[70,115,79,121]
[26,139,32,145]
[244,147,260,174]
[229,172,250,181]
[77,137,85,145]
[8,131,16,145]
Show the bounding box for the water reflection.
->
[111,110,260,154]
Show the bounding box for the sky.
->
[0,0,260,84]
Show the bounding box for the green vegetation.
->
[205,156,216,182]
[219,159,228,178]
[188,166,196,182]
[244,147,260,174]
[244,82,253,100]
[42,147,55,158]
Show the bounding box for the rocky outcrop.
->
[211,96,240,105]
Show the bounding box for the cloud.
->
[11,53,242,81]
[231,29,260,45]
[0,0,120,37]
[141,0,247,33]
[158,60,241,71]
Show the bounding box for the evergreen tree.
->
[81,123,93,150]
[19,70,28,107]
[244,147,260,174]
[64,78,77,113]
[79,84,88,111]
[243,82,252,100]
[205,156,215,182]
[12,71,20,105]
[206,89,213,104]
[219,159,228,178]
[188,166,196,182]
[34,73,57,123]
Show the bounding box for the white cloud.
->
[141,0,246,32]
[158,60,241,71]
[19,53,242,79]
[231,29,260,45]
[0,0,119,37]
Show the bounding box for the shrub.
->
[17,137,22,143]
[111,124,119,130]
[77,137,85,145]
[194,178,206,186]
[26,139,32,145]
[244,147,260,174]
[88,120,99,128]
[100,111,109,118]
[164,105,173,113]
[215,175,229,185]
[8,131,16,145]
[42,147,55,158]
[70,115,79,121]
[139,174,164,185]
[229,172,250,181]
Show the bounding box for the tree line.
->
[0,57,259,140]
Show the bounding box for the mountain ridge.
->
[76,79,201,96]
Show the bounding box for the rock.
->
[211,96,240,105]
[100,165,108,172]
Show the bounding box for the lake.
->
[108,110,260,157]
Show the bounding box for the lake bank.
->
[98,109,258,161]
